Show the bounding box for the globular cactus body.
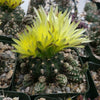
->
[64,56,84,82]
[0,7,24,25]
[85,2,100,22]
[34,82,46,93]
[89,23,100,56]
[31,53,65,82]
[85,12,100,22]
[84,2,97,12]
[22,74,32,87]
[4,21,20,35]
[11,7,25,24]
[56,74,68,86]
[55,0,71,12]
[0,6,25,34]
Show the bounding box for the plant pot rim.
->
[0,35,15,44]
[0,90,31,100]
[88,62,100,96]
[85,44,100,64]
[90,45,100,60]
[86,70,99,99]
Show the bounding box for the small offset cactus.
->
[38,76,46,83]
[22,74,32,87]
[22,15,33,26]
[64,56,84,82]
[24,74,32,82]
[21,14,33,31]
[34,82,46,93]
[65,56,79,67]
[4,21,20,36]
[56,74,68,86]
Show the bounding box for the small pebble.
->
[25,87,30,93]
[6,70,13,80]
[45,88,52,94]
[38,98,46,100]
[66,87,71,93]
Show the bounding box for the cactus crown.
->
[12,6,90,59]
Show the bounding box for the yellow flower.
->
[12,6,90,58]
[0,0,24,9]
[0,0,5,5]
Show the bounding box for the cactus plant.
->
[9,7,25,24]
[84,2,97,12]
[55,0,72,12]
[88,23,100,56]
[12,6,90,95]
[0,6,25,25]
[20,14,34,31]
[27,0,45,15]
[38,76,46,83]
[34,82,46,93]
[0,7,25,35]
[85,11,100,22]
[85,2,100,23]
[56,74,68,86]
[0,0,25,35]
[22,15,33,26]
[64,56,84,82]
